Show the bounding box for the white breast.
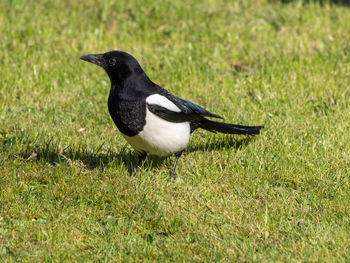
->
[122,109,191,157]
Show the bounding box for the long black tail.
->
[199,120,263,135]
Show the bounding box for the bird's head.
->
[80,50,144,83]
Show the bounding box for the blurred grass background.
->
[1,0,350,261]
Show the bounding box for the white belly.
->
[122,109,190,156]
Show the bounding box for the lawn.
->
[1,0,350,261]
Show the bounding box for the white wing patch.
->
[146,94,181,112]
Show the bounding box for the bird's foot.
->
[169,151,183,182]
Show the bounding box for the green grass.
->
[1,0,350,261]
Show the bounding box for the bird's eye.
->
[109,57,118,66]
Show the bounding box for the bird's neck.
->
[109,83,122,100]
[108,74,153,100]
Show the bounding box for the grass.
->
[1,0,350,261]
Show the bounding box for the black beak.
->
[80,54,104,67]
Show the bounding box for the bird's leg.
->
[130,153,147,177]
[169,151,183,182]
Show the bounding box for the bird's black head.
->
[80,50,145,83]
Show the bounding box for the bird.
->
[80,51,263,181]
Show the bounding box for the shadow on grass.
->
[186,135,255,153]
[18,145,155,174]
[15,135,256,173]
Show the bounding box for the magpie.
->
[80,51,263,180]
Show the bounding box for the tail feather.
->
[199,120,263,135]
